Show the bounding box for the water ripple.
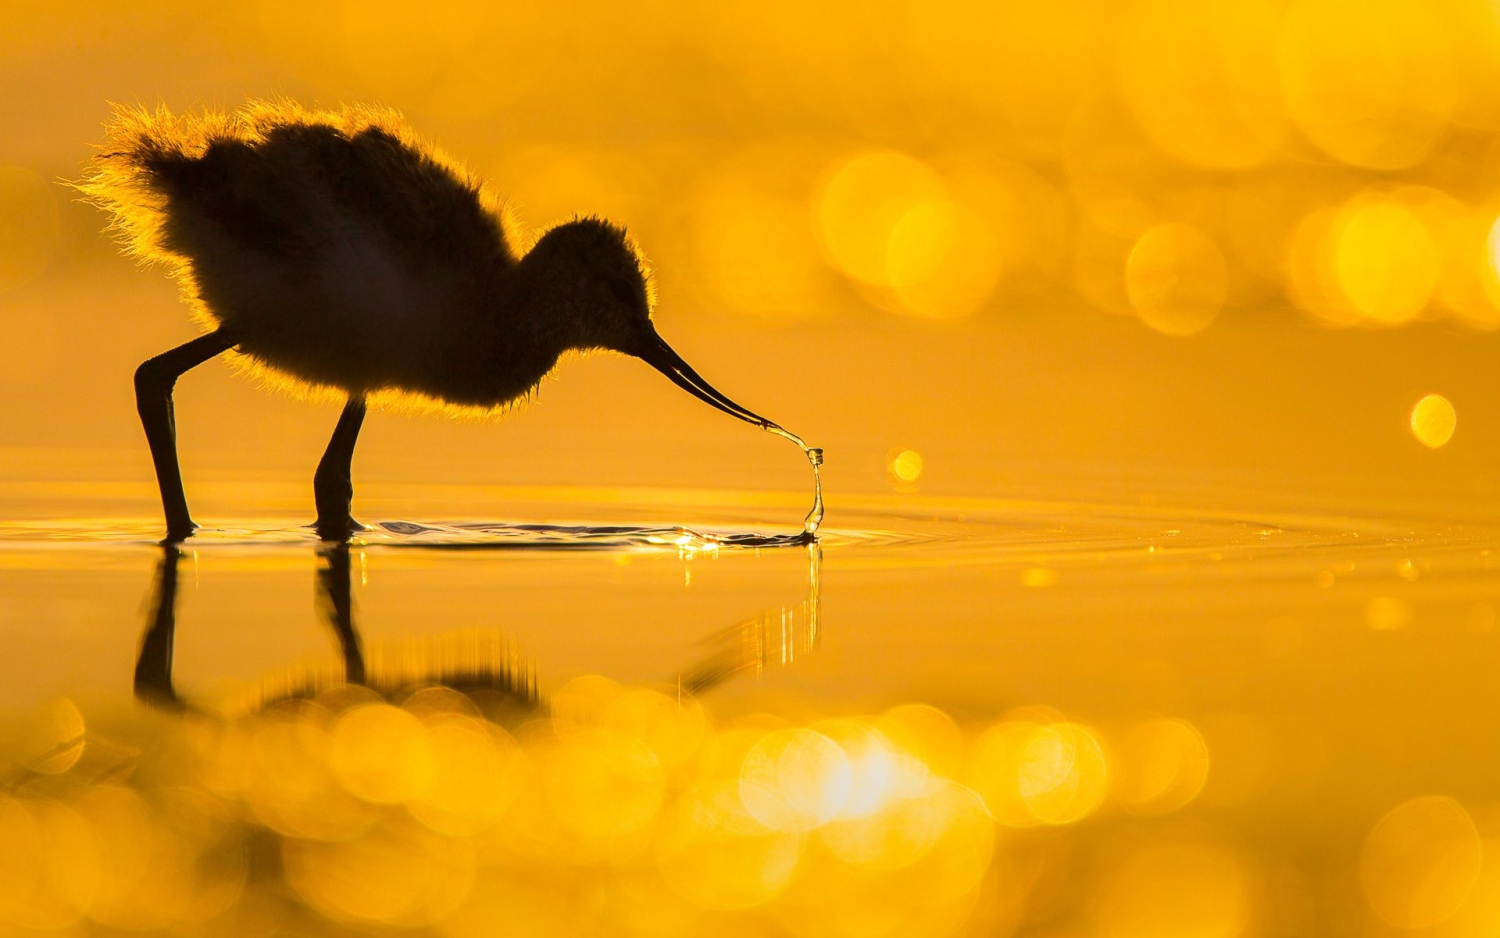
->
[0,494,1497,585]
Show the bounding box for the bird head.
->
[526,218,786,434]
[524,217,656,354]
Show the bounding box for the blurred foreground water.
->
[3,478,1500,936]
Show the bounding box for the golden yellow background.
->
[1,0,1499,516]
[4,3,1500,937]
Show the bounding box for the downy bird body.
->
[87,102,645,410]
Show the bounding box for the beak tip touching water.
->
[637,331,822,537]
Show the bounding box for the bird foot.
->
[162,519,199,544]
[316,515,369,542]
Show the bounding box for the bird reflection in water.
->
[134,540,823,715]
[70,546,1034,938]
[133,544,537,719]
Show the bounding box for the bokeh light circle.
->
[694,175,828,320]
[1125,223,1228,336]
[1115,718,1210,815]
[1333,200,1439,325]
[965,719,1109,826]
[740,728,852,831]
[814,151,946,287]
[886,199,1002,319]
[1278,0,1460,170]
[330,704,435,804]
[1360,795,1481,928]
[1410,394,1456,448]
[888,449,924,484]
[1118,0,1285,170]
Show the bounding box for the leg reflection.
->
[317,543,366,685]
[134,545,196,712]
[309,544,535,718]
[133,545,370,712]
[133,545,372,711]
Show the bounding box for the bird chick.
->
[80,101,810,541]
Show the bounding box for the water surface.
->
[2,487,1498,935]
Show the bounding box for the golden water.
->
[3,469,1499,936]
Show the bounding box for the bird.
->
[80,101,812,542]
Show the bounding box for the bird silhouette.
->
[82,102,813,542]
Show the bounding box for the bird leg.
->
[135,329,239,542]
[314,395,367,541]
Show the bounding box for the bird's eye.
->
[605,277,640,310]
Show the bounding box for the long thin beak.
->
[639,335,779,431]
